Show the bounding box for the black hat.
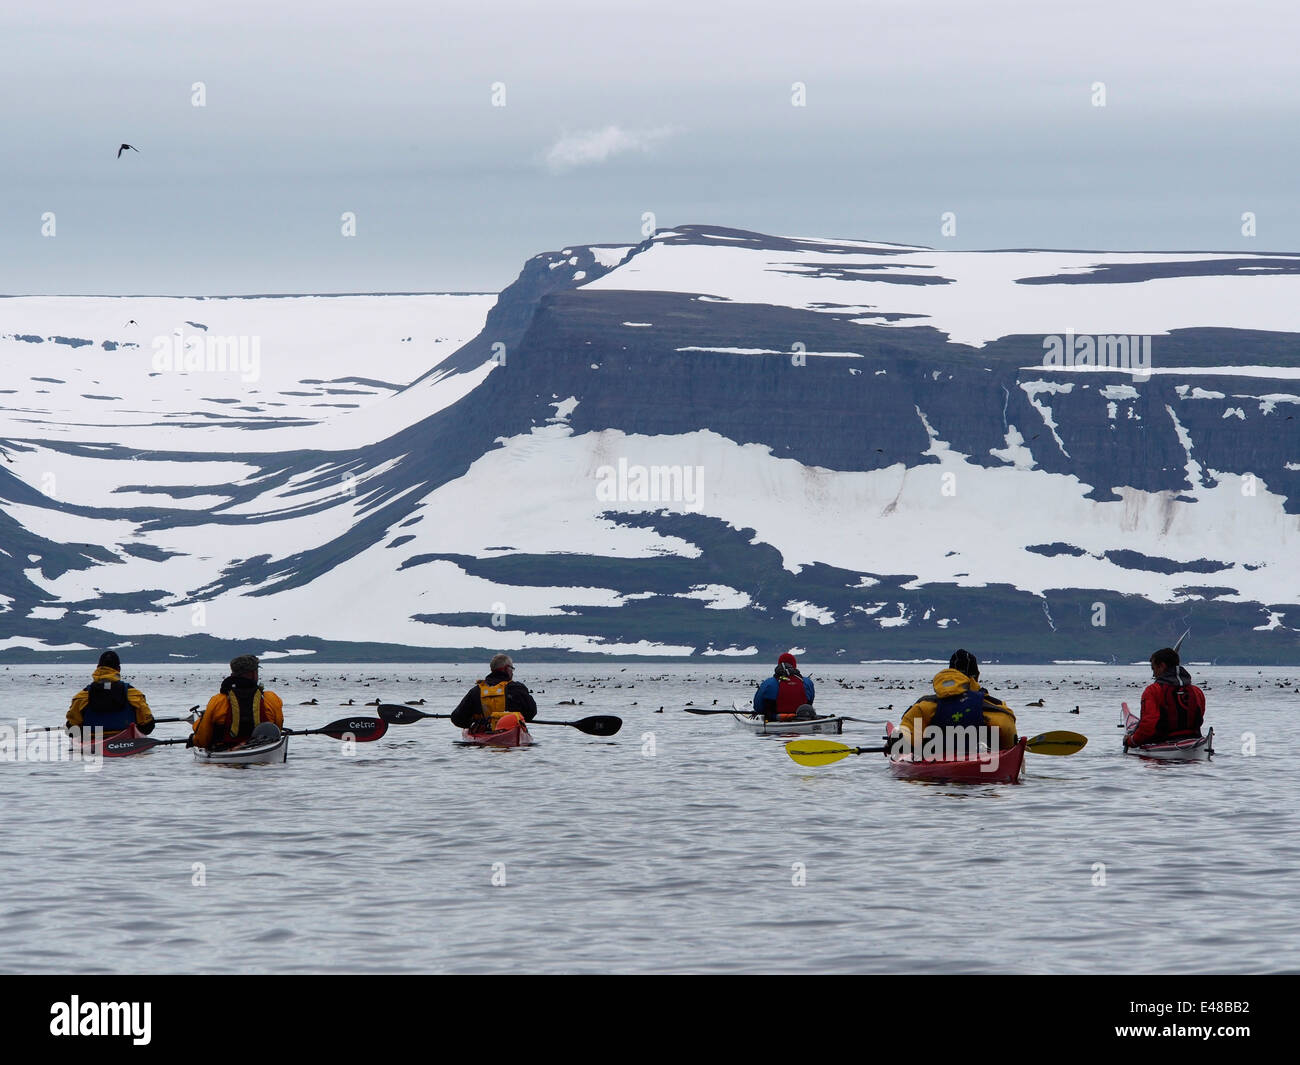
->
[97,650,121,671]
[949,649,978,679]
[229,654,259,676]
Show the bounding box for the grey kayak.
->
[194,732,289,765]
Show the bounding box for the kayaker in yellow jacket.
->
[894,649,1017,753]
[66,650,155,736]
[191,654,285,750]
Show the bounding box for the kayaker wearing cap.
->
[752,653,816,721]
[65,650,155,736]
[191,654,284,750]
[450,654,537,734]
[893,649,1017,752]
[1127,648,1206,749]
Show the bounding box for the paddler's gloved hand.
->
[184,735,195,748]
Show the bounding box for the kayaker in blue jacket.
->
[752,653,815,721]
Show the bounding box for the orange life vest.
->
[477,680,509,727]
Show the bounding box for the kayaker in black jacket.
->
[450,655,538,732]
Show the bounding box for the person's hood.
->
[90,667,122,683]
[931,668,981,698]
[1155,666,1193,686]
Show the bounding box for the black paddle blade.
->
[575,715,622,736]
[316,716,389,741]
[378,703,432,724]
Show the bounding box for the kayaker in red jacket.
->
[1127,647,1206,748]
[450,654,538,732]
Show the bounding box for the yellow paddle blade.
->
[1025,730,1088,755]
[785,739,859,767]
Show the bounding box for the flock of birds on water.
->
[6,665,1298,723]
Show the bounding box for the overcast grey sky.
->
[3,0,1298,294]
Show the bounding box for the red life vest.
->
[1145,681,1206,740]
[775,675,809,718]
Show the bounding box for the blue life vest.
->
[82,680,135,731]
[932,689,986,731]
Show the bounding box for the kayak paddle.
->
[786,730,1088,767]
[378,703,447,724]
[683,702,883,726]
[97,734,192,757]
[1022,730,1089,754]
[89,718,382,754]
[283,716,388,741]
[683,705,883,726]
[785,740,890,766]
[27,706,201,735]
[379,703,620,736]
[531,716,622,736]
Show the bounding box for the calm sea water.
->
[1,662,1296,974]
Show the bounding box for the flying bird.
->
[117,143,139,158]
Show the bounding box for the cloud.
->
[544,125,676,173]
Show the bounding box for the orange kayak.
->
[460,723,534,748]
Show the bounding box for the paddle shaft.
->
[30,706,200,735]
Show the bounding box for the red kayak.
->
[460,723,534,748]
[73,722,144,757]
[885,722,1026,784]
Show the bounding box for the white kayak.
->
[1121,703,1213,761]
[194,727,289,765]
[731,703,845,735]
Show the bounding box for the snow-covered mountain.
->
[3,226,1299,663]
